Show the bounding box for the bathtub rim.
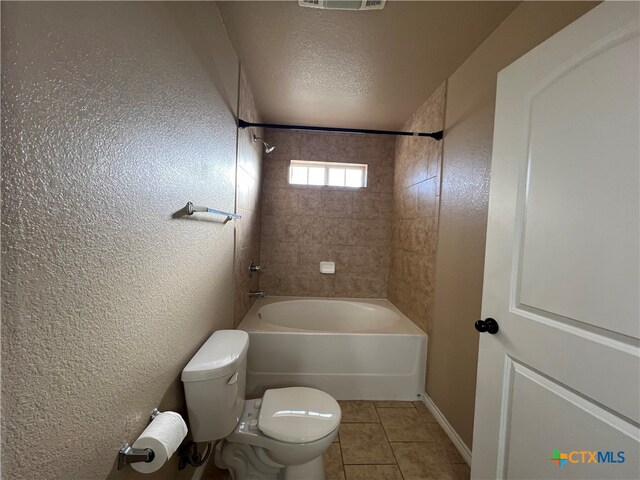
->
[238,295,427,336]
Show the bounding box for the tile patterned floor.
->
[203,401,470,480]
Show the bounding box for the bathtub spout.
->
[248,290,268,298]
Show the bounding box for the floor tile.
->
[413,401,437,423]
[452,463,471,480]
[324,442,346,480]
[377,407,435,442]
[374,400,416,408]
[426,422,448,442]
[391,442,456,480]
[339,400,380,423]
[339,423,396,465]
[438,440,465,464]
[344,464,404,480]
[427,424,465,463]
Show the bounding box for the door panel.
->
[519,35,639,338]
[472,3,640,479]
[500,359,639,479]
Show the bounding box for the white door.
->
[472,3,640,479]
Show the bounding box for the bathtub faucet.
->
[248,290,268,298]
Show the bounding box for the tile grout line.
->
[374,403,407,480]
[335,402,467,479]
[336,434,346,480]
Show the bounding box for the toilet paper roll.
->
[131,411,188,474]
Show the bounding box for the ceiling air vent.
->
[298,0,386,11]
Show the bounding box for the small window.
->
[289,160,368,188]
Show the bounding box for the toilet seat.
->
[224,397,340,469]
[258,387,341,443]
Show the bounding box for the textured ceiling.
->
[217,0,519,130]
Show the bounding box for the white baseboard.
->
[420,392,472,466]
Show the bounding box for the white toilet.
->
[181,330,341,480]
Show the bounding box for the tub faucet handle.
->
[248,290,267,298]
[248,261,263,277]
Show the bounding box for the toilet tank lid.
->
[181,330,249,382]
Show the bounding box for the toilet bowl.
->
[181,330,341,480]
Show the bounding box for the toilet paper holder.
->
[117,408,161,470]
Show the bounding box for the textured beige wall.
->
[1,2,241,479]
[233,69,263,326]
[388,83,446,335]
[260,130,395,297]
[428,1,599,449]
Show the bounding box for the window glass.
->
[289,160,367,188]
[328,168,346,187]
[308,166,325,185]
[345,168,364,188]
[290,165,308,185]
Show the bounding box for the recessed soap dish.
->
[319,262,335,274]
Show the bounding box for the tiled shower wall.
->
[260,130,395,297]
[388,82,446,334]
[233,69,263,326]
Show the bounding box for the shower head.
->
[253,134,275,154]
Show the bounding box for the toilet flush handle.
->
[227,372,239,385]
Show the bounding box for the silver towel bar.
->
[186,202,241,221]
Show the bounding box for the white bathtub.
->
[237,296,427,400]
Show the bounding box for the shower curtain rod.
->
[238,119,443,141]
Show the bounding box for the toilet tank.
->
[181,330,249,442]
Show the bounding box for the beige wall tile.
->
[263,187,296,216]
[358,135,395,164]
[334,273,386,298]
[237,209,261,251]
[416,178,438,218]
[352,218,392,247]
[233,69,263,327]
[325,133,359,162]
[308,271,336,296]
[262,158,288,189]
[260,214,282,244]
[368,164,395,193]
[353,192,384,219]
[261,242,297,268]
[260,131,393,297]
[295,188,324,216]
[322,190,354,218]
[387,83,445,336]
[283,215,316,244]
[260,269,311,296]
[317,217,354,246]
